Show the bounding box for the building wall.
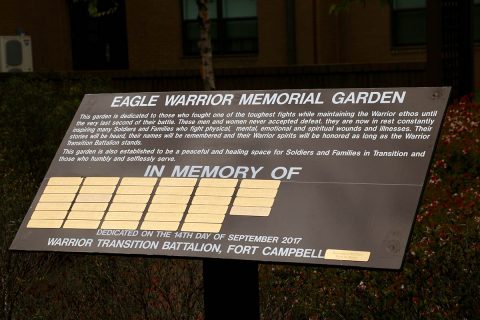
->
[275,1,427,66]
[125,0,181,70]
[0,0,455,70]
[309,1,426,64]
[124,0,426,70]
[0,0,72,71]
[0,0,478,89]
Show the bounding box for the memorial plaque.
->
[10,88,450,269]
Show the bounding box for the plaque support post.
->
[203,259,260,319]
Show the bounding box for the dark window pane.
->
[183,0,217,19]
[392,0,425,10]
[182,0,257,55]
[222,0,256,18]
[224,19,258,53]
[392,10,426,46]
[183,20,200,55]
[183,20,219,55]
[69,0,128,70]
[211,21,219,52]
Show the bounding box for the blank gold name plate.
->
[27,176,281,233]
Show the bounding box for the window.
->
[392,0,480,47]
[182,0,258,55]
[68,0,129,70]
[391,0,426,46]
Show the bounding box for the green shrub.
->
[1,76,478,319]
[259,98,480,319]
[0,74,203,320]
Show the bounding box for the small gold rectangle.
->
[324,249,371,262]
[140,221,179,231]
[151,194,190,204]
[27,219,63,228]
[63,220,100,229]
[43,185,80,194]
[80,185,116,194]
[83,177,120,185]
[67,211,105,220]
[230,206,272,216]
[199,178,238,188]
[104,211,143,221]
[120,177,158,186]
[35,202,71,211]
[233,197,274,207]
[188,205,228,214]
[185,214,225,223]
[237,188,278,198]
[112,194,150,203]
[71,202,109,211]
[39,193,76,203]
[101,220,139,230]
[195,187,235,196]
[181,223,221,233]
[148,203,187,213]
[31,210,68,220]
[48,177,83,186]
[192,196,231,205]
[144,212,183,221]
[240,179,281,189]
[159,178,197,187]
[76,194,113,203]
[155,186,195,195]
[109,203,147,212]
[117,186,155,194]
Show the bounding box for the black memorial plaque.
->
[10,88,450,269]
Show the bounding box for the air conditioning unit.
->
[0,35,33,72]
